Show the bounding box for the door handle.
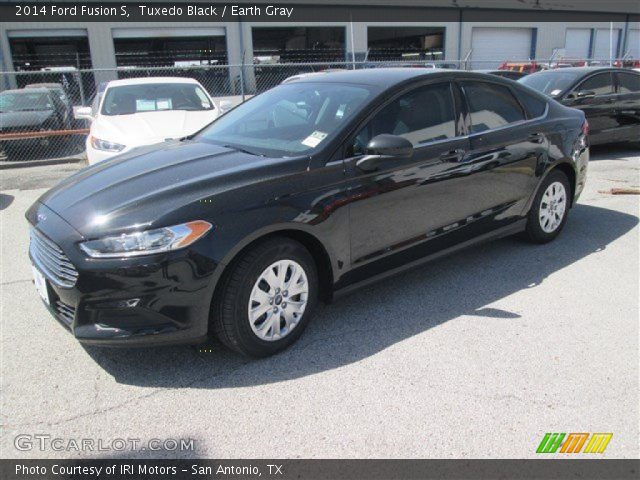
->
[528,132,545,144]
[439,148,465,162]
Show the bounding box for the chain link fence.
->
[0,58,634,165]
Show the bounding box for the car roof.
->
[2,88,50,94]
[25,83,63,89]
[536,66,619,74]
[105,76,201,88]
[290,68,526,89]
[289,67,466,87]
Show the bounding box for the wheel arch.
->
[552,162,577,207]
[210,227,336,316]
[525,160,578,214]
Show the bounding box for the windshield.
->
[101,83,213,115]
[0,91,52,113]
[518,71,582,96]
[197,82,373,157]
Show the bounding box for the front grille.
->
[29,228,78,288]
[56,300,75,327]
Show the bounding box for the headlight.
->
[80,221,213,258]
[90,136,125,152]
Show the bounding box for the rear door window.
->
[461,82,526,133]
[615,72,640,93]
[515,89,547,118]
[576,72,614,95]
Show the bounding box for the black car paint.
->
[26,69,589,346]
[527,67,640,145]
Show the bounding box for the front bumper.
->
[27,203,219,347]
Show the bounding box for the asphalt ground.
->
[1,144,638,459]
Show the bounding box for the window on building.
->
[367,27,445,62]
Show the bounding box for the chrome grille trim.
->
[30,228,78,288]
[55,300,75,327]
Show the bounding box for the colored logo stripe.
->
[536,433,565,453]
[560,433,589,453]
[537,433,612,454]
[583,433,613,453]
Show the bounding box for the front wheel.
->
[211,237,318,357]
[523,170,571,243]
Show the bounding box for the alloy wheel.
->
[539,181,567,233]
[248,259,309,341]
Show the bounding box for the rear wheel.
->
[211,237,318,357]
[523,170,571,243]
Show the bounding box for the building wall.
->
[1,18,638,93]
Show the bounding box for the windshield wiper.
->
[222,144,265,157]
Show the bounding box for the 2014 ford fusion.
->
[27,69,589,357]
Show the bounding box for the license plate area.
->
[32,265,50,306]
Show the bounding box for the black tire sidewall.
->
[225,239,318,357]
[526,170,571,243]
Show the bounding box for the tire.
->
[523,169,571,244]
[211,237,318,357]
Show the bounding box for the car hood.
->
[0,110,54,129]
[37,139,303,237]
[92,110,218,147]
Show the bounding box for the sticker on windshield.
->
[157,98,172,110]
[302,131,328,148]
[550,89,562,96]
[136,99,155,111]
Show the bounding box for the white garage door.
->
[624,29,639,59]
[564,28,591,60]
[593,28,621,61]
[471,27,532,69]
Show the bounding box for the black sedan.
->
[519,67,640,145]
[0,88,72,159]
[27,69,589,357]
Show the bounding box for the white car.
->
[75,77,219,164]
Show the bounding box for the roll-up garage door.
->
[564,28,591,60]
[593,28,621,61]
[471,27,532,69]
[624,29,639,59]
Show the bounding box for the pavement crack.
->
[1,279,31,286]
[6,356,253,429]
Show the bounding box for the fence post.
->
[76,71,86,106]
[240,59,245,102]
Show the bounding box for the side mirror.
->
[356,134,413,172]
[74,106,93,121]
[218,100,234,114]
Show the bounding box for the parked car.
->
[0,88,72,159]
[474,69,527,80]
[498,61,542,74]
[74,77,219,164]
[28,69,588,357]
[24,82,73,117]
[519,67,640,145]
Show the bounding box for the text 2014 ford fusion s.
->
[27,69,589,357]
